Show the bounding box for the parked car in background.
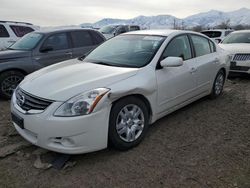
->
[99,25,140,39]
[219,30,250,75]
[201,29,234,43]
[11,30,229,154]
[0,28,105,99]
[0,21,39,51]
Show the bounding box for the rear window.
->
[129,26,140,31]
[90,31,105,45]
[71,31,94,48]
[201,31,222,38]
[10,25,34,37]
[0,24,9,37]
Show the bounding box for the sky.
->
[0,0,250,26]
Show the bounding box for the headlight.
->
[54,88,110,117]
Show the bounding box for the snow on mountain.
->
[80,8,250,29]
[184,10,228,27]
[227,8,250,26]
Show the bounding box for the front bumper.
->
[230,60,250,74]
[11,92,111,154]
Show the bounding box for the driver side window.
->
[42,33,69,51]
[162,35,192,61]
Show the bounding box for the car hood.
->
[219,43,250,54]
[0,50,31,63]
[19,59,139,101]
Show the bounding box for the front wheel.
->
[108,97,149,150]
[210,70,225,99]
[0,70,24,99]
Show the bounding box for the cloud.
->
[0,0,249,26]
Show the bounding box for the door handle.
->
[190,67,197,74]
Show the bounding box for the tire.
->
[209,69,225,99]
[108,96,149,151]
[0,70,24,99]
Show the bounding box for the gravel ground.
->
[0,77,249,188]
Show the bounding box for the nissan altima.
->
[11,30,230,154]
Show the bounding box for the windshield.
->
[222,32,250,44]
[84,35,166,68]
[99,26,118,34]
[201,31,222,38]
[9,33,43,50]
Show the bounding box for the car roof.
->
[201,29,234,32]
[35,27,96,34]
[123,29,199,37]
[0,20,33,26]
[232,30,250,34]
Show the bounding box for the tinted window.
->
[0,24,9,38]
[130,26,140,31]
[162,35,192,61]
[209,40,216,53]
[222,32,250,44]
[10,33,43,50]
[10,25,34,37]
[42,33,69,51]
[116,26,128,34]
[201,31,222,38]
[99,26,118,34]
[90,31,105,44]
[191,35,211,57]
[71,31,93,48]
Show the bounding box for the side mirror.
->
[40,46,53,53]
[160,57,183,68]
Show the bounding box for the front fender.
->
[0,59,35,74]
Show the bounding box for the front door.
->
[156,34,197,114]
[34,32,73,67]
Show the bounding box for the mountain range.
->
[80,8,250,29]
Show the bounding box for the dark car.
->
[99,25,140,39]
[0,28,105,99]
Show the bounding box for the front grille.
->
[233,54,250,61]
[16,88,53,111]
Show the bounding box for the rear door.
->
[189,34,219,93]
[34,32,73,67]
[70,30,96,58]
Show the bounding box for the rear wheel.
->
[0,70,24,99]
[108,96,149,150]
[210,70,225,99]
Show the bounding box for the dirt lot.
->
[0,77,250,188]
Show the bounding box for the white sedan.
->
[11,30,230,154]
[219,30,250,74]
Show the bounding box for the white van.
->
[0,21,39,50]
